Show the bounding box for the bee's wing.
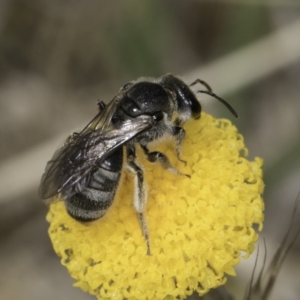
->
[79,95,122,135]
[39,97,120,200]
[39,111,158,202]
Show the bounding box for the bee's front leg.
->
[140,143,189,178]
[171,125,186,165]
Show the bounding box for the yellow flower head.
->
[47,112,264,300]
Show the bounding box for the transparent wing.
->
[79,95,122,136]
[39,96,120,200]
[38,111,158,202]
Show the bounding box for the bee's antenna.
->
[190,78,212,92]
[197,90,238,118]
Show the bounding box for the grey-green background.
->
[0,1,300,299]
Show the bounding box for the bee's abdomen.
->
[65,148,123,222]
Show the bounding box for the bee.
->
[39,74,237,255]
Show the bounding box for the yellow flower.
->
[47,112,264,300]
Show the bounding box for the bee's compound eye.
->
[190,98,201,119]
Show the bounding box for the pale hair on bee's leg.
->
[126,144,151,255]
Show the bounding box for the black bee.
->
[39,74,237,255]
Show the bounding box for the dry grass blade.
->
[251,239,268,297]
[246,190,300,300]
[244,242,262,300]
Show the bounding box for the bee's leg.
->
[71,132,80,139]
[126,144,151,255]
[97,100,106,112]
[171,125,187,165]
[140,144,190,177]
[65,132,79,145]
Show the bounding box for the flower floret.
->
[47,112,264,299]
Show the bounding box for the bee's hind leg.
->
[126,144,151,255]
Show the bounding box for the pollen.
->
[47,112,264,300]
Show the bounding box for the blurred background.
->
[0,1,300,299]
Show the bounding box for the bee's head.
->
[160,74,201,122]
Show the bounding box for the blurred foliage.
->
[0,0,273,87]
